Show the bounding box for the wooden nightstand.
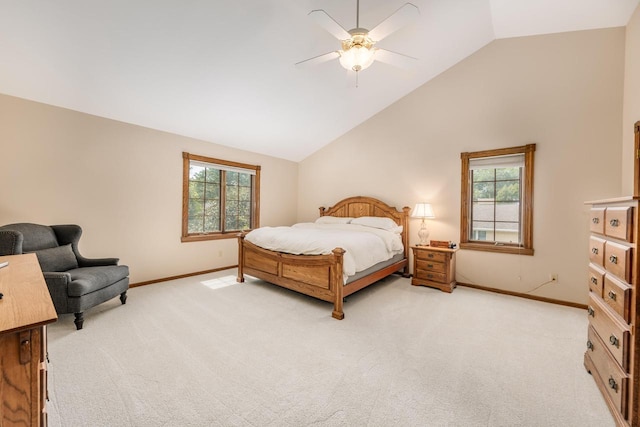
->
[411,246,458,292]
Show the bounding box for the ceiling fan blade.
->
[295,51,340,68]
[308,9,351,40]
[374,48,418,70]
[368,3,420,42]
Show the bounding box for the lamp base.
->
[418,220,430,246]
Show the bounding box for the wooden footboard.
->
[236,196,411,319]
[237,236,347,319]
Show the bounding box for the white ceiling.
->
[0,0,638,161]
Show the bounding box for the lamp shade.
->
[411,203,435,219]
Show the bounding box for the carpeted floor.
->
[46,270,614,426]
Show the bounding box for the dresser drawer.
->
[416,259,446,273]
[603,275,632,324]
[589,236,606,266]
[587,326,629,418]
[590,207,606,235]
[604,241,632,283]
[414,250,446,263]
[588,263,605,297]
[416,269,446,283]
[588,293,630,370]
[605,207,634,242]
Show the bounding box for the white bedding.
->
[244,222,404,280]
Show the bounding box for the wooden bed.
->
[236,196,410,319]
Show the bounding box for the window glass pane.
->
[205,168,219,183]
[494,222,520,243]
[472,182,495,201]
[189,165,206,181]
[239,187,251,201]
[496,167,519,180]
[226,171,239,185]
[189,181,204,197]
[496,180,519,202]
[495,202,519,222]
[188,216,203,233]
[472,201,494,221]
[204,183,219,200]
[239,173,251,186]
[472,169,494,182]
[204,215,219,232]
[225,217,238,231]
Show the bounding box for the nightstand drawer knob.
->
[590,277,598,285]
[609,377,618,392]
[586,340,594,351]
[592,248,599,254]
[427,264,434,268]
[609,255,618,264]
[592,217,600,224]
[588,306,595,317]
[610,219,619,227]
[608,290,617,300]
[427,254,434,258]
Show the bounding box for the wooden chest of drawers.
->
[585,199,639,426]
[411,246,457,292]
[0,254,57,426]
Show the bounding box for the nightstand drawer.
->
[588,293,630,370]
[416,270,446,283]
[414,250,446,263]
[416,259,446,273]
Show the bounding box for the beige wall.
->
[0,94,298,283]
[298,28,625,305]
[622,5,640,194]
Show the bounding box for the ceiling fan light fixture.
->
[339,32,376,72]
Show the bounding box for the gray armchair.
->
[0,223,129,330]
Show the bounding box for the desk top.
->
[0,253,57,333]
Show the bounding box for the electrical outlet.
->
[550,274,558,282]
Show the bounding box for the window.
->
[460,144,535,255]
[182,152,260,242]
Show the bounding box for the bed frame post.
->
[237,233,245,283]
[331,248,346,320]
[402,206,411,277]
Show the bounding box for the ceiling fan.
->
[296,0,420,76]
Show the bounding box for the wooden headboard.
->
[319,196,411,259]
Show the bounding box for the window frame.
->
[460,144,535,255]
[181,152,260,242]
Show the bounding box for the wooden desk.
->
[0,253,57,426]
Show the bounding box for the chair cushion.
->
[33,244,79,272]
[67,265,130,297]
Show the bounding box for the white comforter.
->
[244,223,403,279]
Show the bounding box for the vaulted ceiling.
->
[0,0,638,161]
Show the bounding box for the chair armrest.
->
[0,230,23,256]
[43,271,71,286]
[76,256,119,267]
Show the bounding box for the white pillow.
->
[315,216,353,224]
[351,216,399,231]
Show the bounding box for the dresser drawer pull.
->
[427,274,434,279]
[592,217,600,224]
[586,340,594,351]
[609,255,618,264]
[427,254,434,258]
[610,219,619,227]
[427,264,434,268]
[592,247,599,254]
[608,290,617,300]
[609,334,620,348]
[588,306,595,317]
[590,277,598,285]
[609,377,619,392]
